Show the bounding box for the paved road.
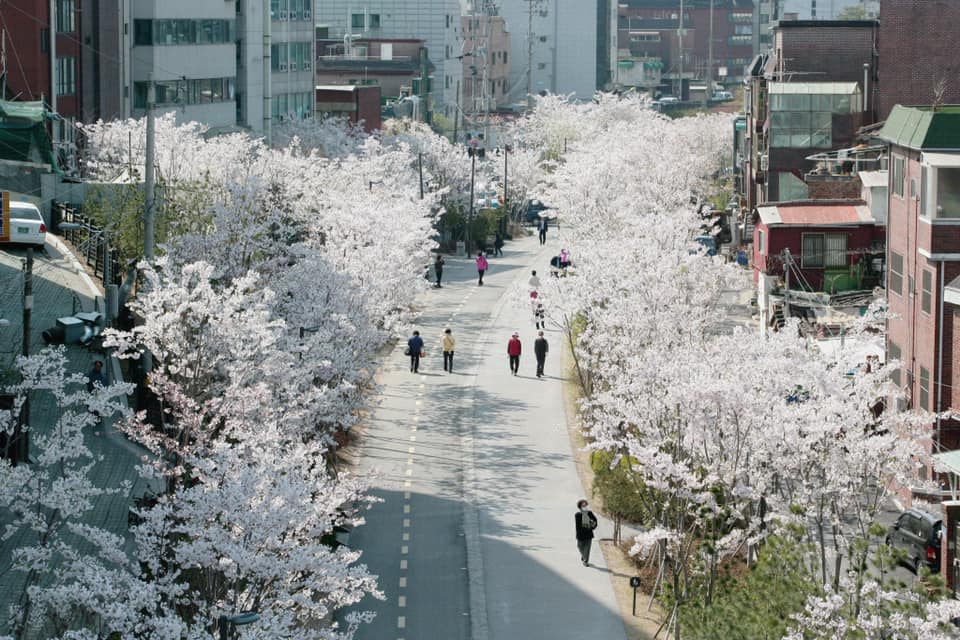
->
[345,233,625,640]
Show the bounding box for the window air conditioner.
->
[303,62,311,71]
[303,10,311,19]
[279,62,287,71]
[279,10,288,20]
[759,154,769,171]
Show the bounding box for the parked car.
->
[523,199,552,225]
[712,91,734,102]
[886,508,942,573]
[658,96,680,104]
[1,201,46,246]
[694,234,718,256]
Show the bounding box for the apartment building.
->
[461,13,510,113]
[314,0,461,118]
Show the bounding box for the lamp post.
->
[466,137,485,254]
[218,612,260,640]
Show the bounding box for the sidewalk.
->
[0,238,154,620]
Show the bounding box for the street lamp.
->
[466,136,485,254]
[218,611,260,640]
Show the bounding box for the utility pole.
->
[144,74,156,261]
[418,152,424,199]
[453,79,460,143]
[677,0,684,100]
[263,0,272,144]
[2,30,7,98]
[704,0,714,108]
[15,248,33,464]
[526,0,534,106]
[49,0,57,146]
[783,248,792,319]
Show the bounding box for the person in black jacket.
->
[434,254,444,288]
[407,331,424,373]
[575,499,599,566]
[534,331,548,377]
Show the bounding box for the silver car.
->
[2,201,46,246]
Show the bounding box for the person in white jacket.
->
[442,328,456,373]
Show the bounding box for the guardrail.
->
[51,201,123,287]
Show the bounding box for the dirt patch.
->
[560,345,666,640]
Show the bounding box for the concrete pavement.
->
[345,231,625,640]
[0,238,153,620]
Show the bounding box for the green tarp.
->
[0,99,57,169]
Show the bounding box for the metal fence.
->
[51,201,123,287]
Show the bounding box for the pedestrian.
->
[434,254,444,288]
[575,499,599,566]
[534,302,545,330]
[534,330,549,377]
[86,360,107,392]
[476,251,489,286]
[529,269,541,290]
[442,328,455,373]
[507,332,522,376]
[559,248,570,269]
[538,217,548,245]
[407,330,424,373]
[494,232,504,257]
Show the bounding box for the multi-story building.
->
[314,0,461,118]
[783,0,878,20]
[878,105,960,478]
[460,13,510,113]
[752,0,782,56]
[129,1,238,130]
[498,0,600,105]
[742,19,876,211]
[876,0,960,122]
[617,0,755,94]
[316,37,432,105]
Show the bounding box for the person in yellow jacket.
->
[442,328,456,373]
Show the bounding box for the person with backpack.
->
[476,252,489,286]
[494,232,504,257]
[407,330,424,373]
[575,499,599,566]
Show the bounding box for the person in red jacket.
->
[476,252,489,286]
[507,332,522,375]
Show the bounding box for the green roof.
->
[878,105,960,150]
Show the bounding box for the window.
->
[892,156,906,197]
[889,251,903,295]
[538,63,546,70]
[56,57,76,95]
[801,232,846,268]
[888,341,902,386]
[271,44,280,71]
[922,269,932,314]
[503,51,508,64]
[57,0,75,33]
[369,14,380,28]
[134,77,236,108]
[134,19,152,45]
[446,14,450,28]
[919,366,930,411]
[757,228,765,254]
[936,167,960,218]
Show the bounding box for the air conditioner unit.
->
[279,10,288,20]
[303,10,311,19]
[279,62,287,71]
[302,62,311,71]
[759,154,769,171]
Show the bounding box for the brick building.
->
[742,20,877,212]
[617,0,755,94]
[878,106,960,476]
[876,0,960,123]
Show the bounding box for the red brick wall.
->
[776,23,877,86]
[807,176,863,200]
[877,0,960,121]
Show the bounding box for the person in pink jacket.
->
[507,332,522,375]
[476,252,489,286]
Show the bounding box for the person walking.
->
[528,270,541,290]
[476,251,489,286]
[86,360,107,391]
[575,499,599,566]
[507,332,522,375]
[434,254,445,288]
[407,330,424,373]
[442,328,455,373]
[559,248,571,269]
[538,217,548,245]
[534,330,549,377]
[533,302,546,330]
[494,232,504,257]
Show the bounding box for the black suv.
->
[886,508,942,573]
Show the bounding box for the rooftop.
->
[858,170,888,189]
[878,105,960,150]
[774,19,878,28]
[756,200,874,226]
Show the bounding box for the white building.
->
[130,0,238,130]
[313,0,462,117]
[498,0,598,105]
[128,0,313,137]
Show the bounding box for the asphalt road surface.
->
[344,233,625,640]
